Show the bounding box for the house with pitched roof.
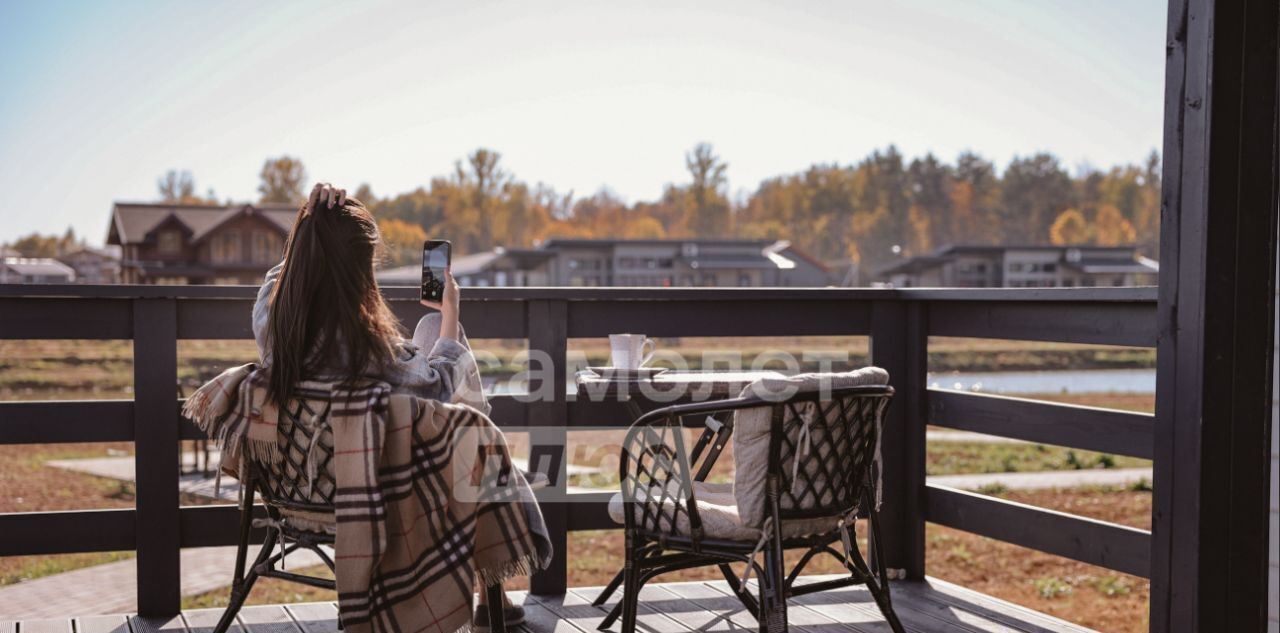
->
[106,202,296,284]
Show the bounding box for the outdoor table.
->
[573,369,786,420]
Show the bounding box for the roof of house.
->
[876,244,1157,278]
[539,237,777,249]
[107,202,297,245]
[1064,256,1159,275]
[60,245,122,261]
[2,257,76,279]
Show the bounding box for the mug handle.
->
[640,338,656,367]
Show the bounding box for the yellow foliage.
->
[623,217,667,239]
[378,218,428,266]
[1093,204,1137,246]
[1049,209,1091,245]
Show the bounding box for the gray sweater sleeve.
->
[252,261,284,364]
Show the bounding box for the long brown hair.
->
[265,198,401,405]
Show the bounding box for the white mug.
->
[609,334,656,369]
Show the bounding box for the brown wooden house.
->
[106,202,295,284]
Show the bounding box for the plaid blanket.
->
[185,364,552,633]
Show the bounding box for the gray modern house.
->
[378,238,833,288]
[875,244,1159,288]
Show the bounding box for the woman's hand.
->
[303,183,347,216]
[420,270,460,341]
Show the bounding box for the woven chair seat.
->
[607,482,838,541]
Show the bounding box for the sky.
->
[0,0,1168,246]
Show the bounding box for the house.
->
[376,238,832,287]
[0,257,76,283]
[875,244,1159,288]
[106,202,295,284]
[58,245,122,284]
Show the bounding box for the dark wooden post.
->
[527,299,569,595]
[1152,0,1279,630]
[133,298,181,615]
[870,300,927,579]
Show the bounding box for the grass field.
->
[1,337,1155,629]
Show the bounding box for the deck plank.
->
[666,579,856,633]
[783,580,1000,633]
[9,577,1099,633]
[515,597,589,633]
[283,603,339,633]
[74,615,132,633]
[566,585,696,633]
[523,588,615,633]
[705,579,889,633]
[182,607,241,633]
[12,620,71,633]
[235,606,300,633]
[892,579,1084,633]
[127,615,187,633]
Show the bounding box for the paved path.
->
[929,467,1153,491]
[0,545,328,619]
[47,454,599,502]
[926,430,1032,444]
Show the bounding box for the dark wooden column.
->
[133,298,181,615]
[1151,0,1279,630]
[870,300,927,579]
[527,299,569,595]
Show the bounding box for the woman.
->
[252,182,522,626]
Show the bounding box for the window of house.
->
[252,231,281,263]
[157,230,182,254]
[738,274,752,287]
[1008,262,1024,272]
[212,231,242,263]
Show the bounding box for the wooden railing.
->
[0,284,1157,615]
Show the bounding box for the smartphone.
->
[420,240,451,303]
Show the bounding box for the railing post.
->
[132,298,181,615]
[526,299,568,595]
[870,299,927,580]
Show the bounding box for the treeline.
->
[11,144,1158,278]
[356,144,1161,276]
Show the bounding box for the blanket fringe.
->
[474,553,543,590]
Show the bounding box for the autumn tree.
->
[1000,153,1075,242]
[7,228,79,257]
[1049,209,1091,245]
[1093,204,1137,246]
[377,218,428,267]
[354,183,376,204]
[258,156,307,204]
[684,143,730,237]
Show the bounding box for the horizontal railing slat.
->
[0,298,133,340]
[0,509,136,555]
[927,301,1157,347]
[178,504,268,547]
[567,300,872,337]
[927,389,1154,459]
[0,400,134,443]
[925,484,1151,577]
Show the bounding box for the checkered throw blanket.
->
[185,364,553,633]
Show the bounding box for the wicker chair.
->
[210,384,508,633]
[602,384,903,633]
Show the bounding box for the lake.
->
[929,368,1156,394]
[485,367,1158,396]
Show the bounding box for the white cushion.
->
[607,481,838,540]
[732,367,890,528]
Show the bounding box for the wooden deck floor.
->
[2,577,1097,633]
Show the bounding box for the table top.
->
[574,369,785,399]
